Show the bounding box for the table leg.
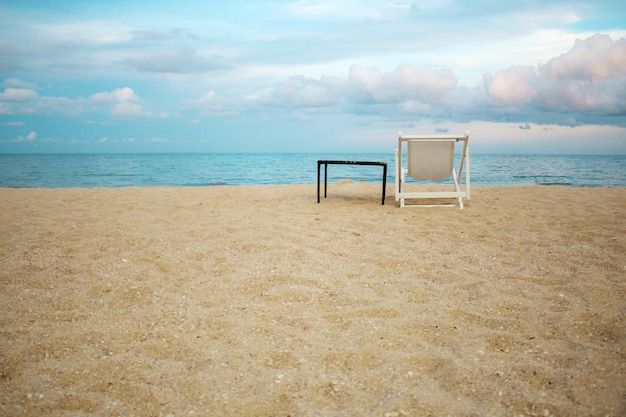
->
[382,164,387,205]
[317,162,321,203]
[324,163,328,198]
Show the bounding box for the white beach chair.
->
[395,132,470,208]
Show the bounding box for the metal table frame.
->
[317,160,388,205]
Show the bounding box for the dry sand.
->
[0,183,624,416]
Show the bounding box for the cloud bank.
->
[0,1,625,152]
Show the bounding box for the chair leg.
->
[452,168,463,209]
[399,168,406,208]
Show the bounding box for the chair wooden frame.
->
[395,132,470,208]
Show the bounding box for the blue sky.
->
[1,0,625,154]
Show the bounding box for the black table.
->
[317,160,388,205]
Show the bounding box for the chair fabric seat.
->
[408,140,455,181]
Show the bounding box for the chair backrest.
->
[407,139,455,181]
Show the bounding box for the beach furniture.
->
[395,132,470,208]
[317,160,388,205]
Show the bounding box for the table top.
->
[317,160,387,166]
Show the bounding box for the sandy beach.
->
[0,183,624,416]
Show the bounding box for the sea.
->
[0,153,625,188]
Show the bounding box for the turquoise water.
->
[0,153,625,188]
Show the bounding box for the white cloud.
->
[0,86,83,116]
[1,79,37,89]
[398,100,432,114]
[348,66,383,97]
[0,88,39,102]
[9,130,37,143]
[268,75,349,108]
[112,101,148,120]
[484,66,538,105]
[89,92,112,105]
[253,33,626,128]
[89,87,151,120]
[477,34,626,120]
[263,63,458,110]
[347,63,459,105]
[181,90,237,116]
[541,34,626,81]
[382,64,457,103]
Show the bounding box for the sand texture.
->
[1,183,625,416]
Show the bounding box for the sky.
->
[1,0,626,154]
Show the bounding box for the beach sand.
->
[0,183,624,416]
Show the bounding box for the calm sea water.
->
[0,153,625,188]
